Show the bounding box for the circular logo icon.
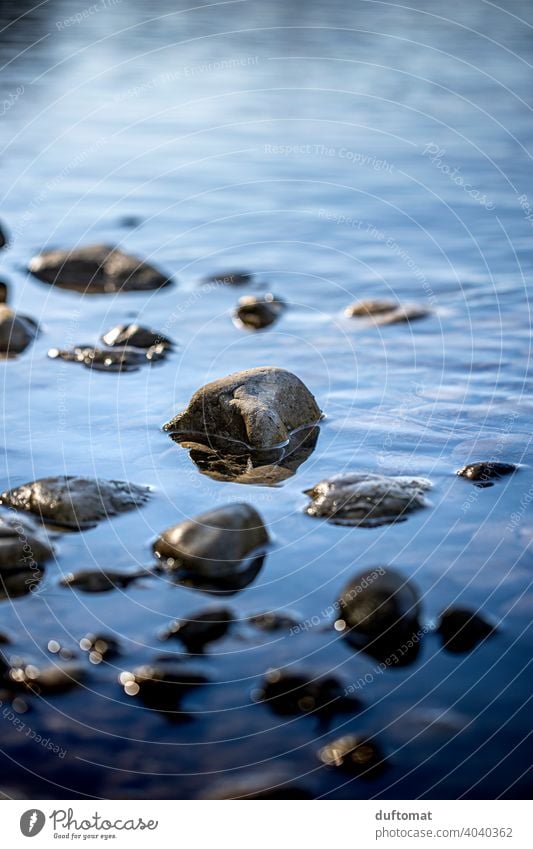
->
[20,810,46,837]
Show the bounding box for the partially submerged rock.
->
[0,476,150,530]
[318,734,387,777]
[174,424,319,486]
[345,299,430,325]
[101,323,173,350]
[170,554,265,595]
[163,367,322,452]
[119,659,208,711]
[336,567,421,664]
[255,668,359,717]
[60,568,150,593]
[437,607,495,653]
[0,512,54,569]
[233,294,285,330]
[28,244,172,294]
[6,662,84,696]
[0,222,8,249]
[153,504,268,579]
[304,472,431,527]
[203,270,252,286]
[247,611,299,632]
[0,566,44,601]
[457,461,516,488]
[160,606,233,653]
[48,343,166,372]
[0,305,38,355]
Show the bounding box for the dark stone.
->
[0,566,44,601]
[79,633,121,662]
[60,568,150,593]
[437,607,495,653]
[0,306,38,355]
[248,611,299,632]
[169,554,265,596]
[0,512,54,569]
[336,567,422,665]
[0,476,150,530]
[5,662,84,695]
[203,270,253,286]
[48,343,166,372]
[255,668,359,717]
[457,462,516,488]
[0,281,8,303]
[0,222,8,249]
[345,299,430,325]
[28,244,172,294]
[119,658,208,711]
[318,734,387,777]
[233,294,285,330]
[160,607,233,653]
[101,324,173,350]
[153,503,268,579]
[304,472,431,527]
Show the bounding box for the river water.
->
[0,0,531,799]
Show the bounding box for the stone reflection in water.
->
[162,553,266,596]
[170,424,320,485]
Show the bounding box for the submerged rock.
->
[0,512,54,569]
[345,299,430,325]
[247,611,300,632]
[48,343,166,372]
[0,222,8,249]
[255,668,359,717]
[170,554,265,595]
[6,662,84,696]
[0,476,150,530]
[119,659,208,711]
[60,568,150,593]
[153,504,268,579]
[233,294,285,330]
[336,567,421,664]
[0,566,44,600]
[0,305,38,355]
[101,323,173,350]
[318,734,387,777]
[203,270,252,286]
[304,472,431,527]
[79,633,121,662]
[163,367,322,452]
[174,424,319,486]
[28,244,171,294]
[437,607,495,653]
[457,461,516,488]
[160,606,233,652]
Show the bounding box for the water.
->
[0,0,532,799]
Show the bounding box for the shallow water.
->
[0,0,532,799]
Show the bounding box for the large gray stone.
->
[28,244,171,293]
[0,476,150,530]
[163,366,322,450]
[153,503,268,577]
[304,472,431,527]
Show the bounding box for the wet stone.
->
[437,607,495,653]
[153,503,268,579]
[233,294,285,330]
[457,461,516,488]
[0,476,150,530]
[336,567,421,664]
[48,343,166,372]
[6,662,85,696]
[304,472,431,527]
[318,734,387,777]
[255,668,359,717]
[177,424,319,486]
[28,244,172,294]
[60,568,150,593]
[247,611,300,632]
[0,512,54,569]
[164,366,322,452]
[79,633,121,663]
[0,281,8,303]
[160,606,233,653]
[119,659,208,711]
[0,567,44,601]
[171,554,265,596]
[101,323,173,350]
[345,299,430,325]
[0,221,8,249]
[0,305,38,355]
[203,270,253,286]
